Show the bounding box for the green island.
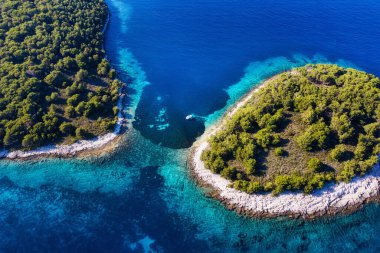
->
[201,64,380,195]
[0,0,123,150]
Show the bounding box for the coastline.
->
[0,9,127,161]
[188,74,380,219]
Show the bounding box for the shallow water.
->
[1,0,380,252]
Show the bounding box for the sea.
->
[1,0,380,252]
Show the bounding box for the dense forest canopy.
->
[0,0,124,150]
[201,64,380,195]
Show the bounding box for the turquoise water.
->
[2,0,380,252]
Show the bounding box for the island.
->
[0,0,127,159]
[189,64,380,218]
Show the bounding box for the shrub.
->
[289,174,307,190]
[354,135,375,161]
[59,122,75,135]
[297,121,330,151]
[109,69,117,79]
[264,182,274,192]
[329,145,346,161]
[75,127,89,139]
[112,106,119,116]
[301,107,318,125]
[307,158,323,172]
[22,134,38,149]
[254,128,280,148]
[331,113,354,142]
[273,175,291,195]
[337,160,358,182]
[373,144,380,156]
[274,147,285,156]
[236,142,256,161]
[303,184,314,194]
[233,180,250,192]
[257,109,284,129]
[244,158,256,175]
[64,105,76,118]
[308,174,326,189]
[75,101,86,115]
[254,128,272,148]
[358,156,378,175]
[202,150,225,173]
[220,166,237,180]
[364,122,380,137]
[97,59,110,76]
[247,181,263,193]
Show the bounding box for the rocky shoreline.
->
[0,9,127,161]
[188,75,380,219]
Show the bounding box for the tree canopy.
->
[0,0,124,150]
[201,64,380,195]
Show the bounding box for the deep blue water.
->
[1,0,380,252]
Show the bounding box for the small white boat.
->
[185,114,195,121]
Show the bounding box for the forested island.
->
[200,64,380,195]
[0,0,124,151]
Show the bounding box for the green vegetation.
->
[0,0,124,150]
[307,158,322,173]
[201,64,380,194]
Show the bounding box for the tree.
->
[75,101,86,115]
[62,57,77,71]
[76,53,87,69]
[46,92,59,103]
[75,127,88,139]
[297,121,330,151]
[75,69,88,82]
[331,113,354,142]
[97,59,110,76]
[59,122,75,135]
[254,128,280,148]
[67,94,81,107]
[22,134,38,149]
[44,70,66,87]
[64,106,76,118]
[109,69,117,79]
[3,120,26,147]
